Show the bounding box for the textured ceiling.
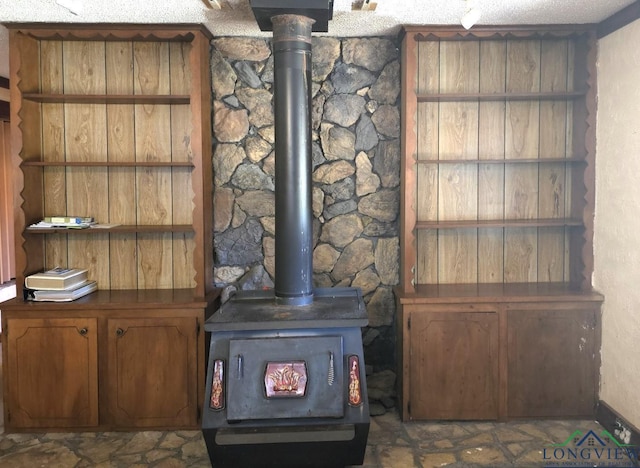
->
[0,0,635,79]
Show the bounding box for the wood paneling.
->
[478,41,506,283]
[106,41,138,289]
[170,42,196,289]
[40,41,68,272]
[134,42,173,289]
[538,40,570,282]
[437,42,479,283]
[504,40,540,283]
[415,40,439,284]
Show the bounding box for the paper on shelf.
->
[89,223,121,229]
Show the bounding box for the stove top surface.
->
[205,287,368,331]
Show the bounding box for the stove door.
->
[227,336,344,421]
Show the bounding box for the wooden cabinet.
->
[405,307,499,420]
[2,24,218,431]
[105,315,199,427]
[396,286,602,421]
[507,304,600,418]
[3,317,98,428]
[396,25,603,420]
[2,294,217,431]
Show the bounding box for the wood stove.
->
[202,288,369,467]
[202,1,370,466]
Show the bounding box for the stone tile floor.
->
[1,410,635,467]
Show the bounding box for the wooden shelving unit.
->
[2,24,219,432]
[396,25,603,422]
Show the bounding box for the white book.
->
[29,281,98,302]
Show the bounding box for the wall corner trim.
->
[598,0,640,39]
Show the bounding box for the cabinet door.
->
[105,316,198,427]
[507,306,599,418]
[409,310,499,420]
[5,317,98,429]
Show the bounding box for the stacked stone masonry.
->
[211,36,401,413]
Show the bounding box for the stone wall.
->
[211,36,400,412]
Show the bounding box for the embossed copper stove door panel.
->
[227,336,344,421]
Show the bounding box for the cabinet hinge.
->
[196,320,201,336]
[407,317,411,330]
[407,401,411,415]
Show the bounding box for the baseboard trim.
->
[597,400,640,466]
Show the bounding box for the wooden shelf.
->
[22,161,195,168]
[396,282,604,304]
[414,218,584,230]
[22,93,190,104]
[415,157,586,165]
[416,91,586,102]
[1,288,221,311]
[25,224,195,234]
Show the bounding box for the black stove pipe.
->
[272,15,315,306]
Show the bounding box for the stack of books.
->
[29,216,96,229]
[24,267,97,302]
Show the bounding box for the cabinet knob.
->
[116,328,125,337]
[78,327,88,336]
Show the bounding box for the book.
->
[26,280,98,302]
[28,220,94,229]
[43,216,94,225]
[25,267,88,290]
[27,216,96,230]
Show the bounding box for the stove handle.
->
[328,351,335,386]
[237,354,244,378]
